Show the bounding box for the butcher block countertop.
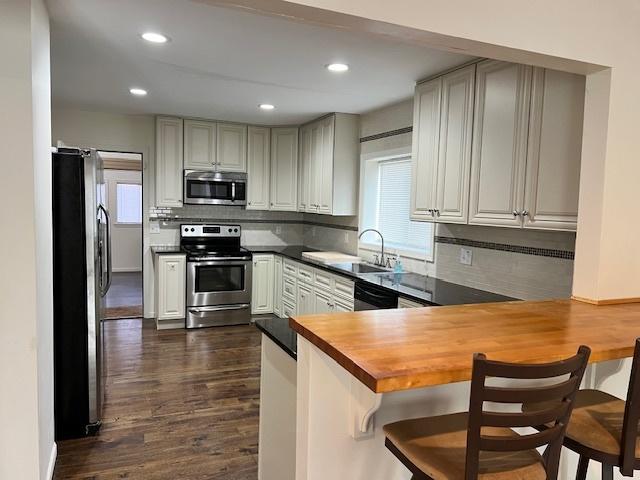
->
[289,299,640,393]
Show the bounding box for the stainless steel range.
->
[181,224,252,328]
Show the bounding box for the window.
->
[116,183,142,224]
[360,154,434,260]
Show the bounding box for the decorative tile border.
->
[435,236,575,260]
[360,126,413,143]
[302,220,358,232]
[149,217,358,232]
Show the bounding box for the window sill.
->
[358,243,434,263]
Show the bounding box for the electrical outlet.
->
[149,222,160,234]
[275,225,282,235]
[459,247,473,266]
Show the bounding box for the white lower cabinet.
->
[397,297,426,309]
[312,288,334,314]
[296,283,314,315]
[333,297,354,313]
[273,256,283,317]
[251,254,274,314]
[155,254,186,320]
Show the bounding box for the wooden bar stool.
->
[528,338,640,479]
[383,346,591,480]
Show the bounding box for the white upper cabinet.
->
[270,127,299,211]
[298,125,311,212]
[304,113,359,216]
[523,68,585,231]
[247,126,271,210]
[469,60,532,228]
[435,64,475,223]
[216,123,247,172]
[410,77,441,221]
[184,120,216,171]
[155,116,184,207]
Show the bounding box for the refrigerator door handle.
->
[98,204,113,296]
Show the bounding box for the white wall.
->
[221,0,640,302]
[51,108,155,314]
[104,169,142,272]
[0,0,54,478]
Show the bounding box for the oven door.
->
[184,171,246,205]
[187,259,252,307]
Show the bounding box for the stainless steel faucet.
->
[358,228,386,267]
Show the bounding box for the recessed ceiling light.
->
[326,63,349,73]
[259,104,275,111]
[141,32,169,44]
[129,88,147,96]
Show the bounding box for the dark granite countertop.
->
[151,245,184,255]
[254,317,297,360]
[245,245,517,306]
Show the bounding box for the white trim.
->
[112,267,142,273]
[46,442,57,480]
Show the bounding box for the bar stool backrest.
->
[620,339,640,476]
[465,346,591,480]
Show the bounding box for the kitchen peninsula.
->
[290,300,640,480]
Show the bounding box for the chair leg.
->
[602,463,614,480]
[575,455,589,480]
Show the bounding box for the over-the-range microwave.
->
[183,170,247,206]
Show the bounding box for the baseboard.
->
[156,318,185,330]
[572,295,640,305]
[46,442,57,480]
[112,267,142,273]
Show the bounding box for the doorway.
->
[100,151,143,319]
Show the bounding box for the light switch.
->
[459,247,473,266]
[150,222,160,234]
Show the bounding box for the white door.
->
[296,283,313,315]
[307,121,323,213]
[469,60,532,227]
[156,254,186,320]
[298,125,311,212]
[273,256,283,317]
[247,126,270,210]
[524,68,585,231]
[270,127,299,211]
[312,288,333,314]
[410,78,441,221]
[184,120,216,171]
[155,116,183,207]
[318,116,335,214]
[435,65,475,224]
[217,123,247,172]
[251,254,274,314]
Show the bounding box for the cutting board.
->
[301,251,362,264]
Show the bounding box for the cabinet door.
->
[397,297,425,309]
[155,117,184,207]
[251,254,274,314]
[298,125,311,212]
[270,127,299,211]
[247,126,271,210]
[273,256,283,317]
[217,123,247,172]
[524,68,585,231]
[469,60,532,227]
[296,283,313,315]
[156,254,186,320]
[410,78,441,221]
[184,120,216,170]
[306,121,323,213]
[312,288,333,314]
[435,65,475,224]
[318,116,335,214]
[333,297,353,312]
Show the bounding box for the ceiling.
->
[48,0,474,125]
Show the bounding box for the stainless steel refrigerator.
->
[52,147,112,439]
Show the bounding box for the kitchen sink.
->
[329,262,391,274]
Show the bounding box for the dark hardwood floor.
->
[54,319,261,479]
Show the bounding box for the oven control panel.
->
[181,224,241,238]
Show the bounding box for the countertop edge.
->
[255,320,297,361]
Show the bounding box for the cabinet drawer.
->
[282,299,296,318]
[297,264,313,283]
[397,297,426,309]
[314,270,333,291]
[333,297,354,312]
[283,277,297,300]
[283,259,297,276]
[333,277,354,300]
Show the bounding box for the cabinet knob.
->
[248,201,252,205]
[521,210,530,217]
[513,210,519,217]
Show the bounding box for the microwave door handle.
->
[231,182,236,202]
